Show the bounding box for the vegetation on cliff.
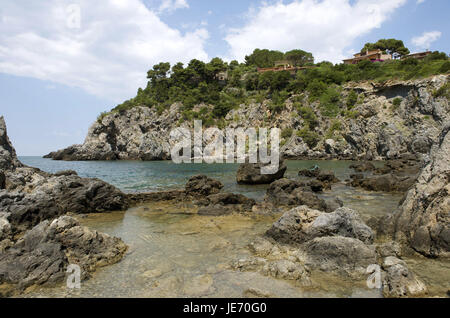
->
[98,40,448,126]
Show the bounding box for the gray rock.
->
[392,125,450,257]
[303,236,377,277]
[0,117,22,170]
[266,206,373,244]
[381,256,427,297]
[236,159,287,185]
[185,175,223,196]
[0,216,127,296]
[263,178,331,212]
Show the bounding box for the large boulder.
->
[185,175,223,197]
[1,173,129,233]
[0,117,22,170]
[236,159,287,185]
[303,236,377,277]
[392,125,450,257]
[266,206,374,245]
[0,216,127,296]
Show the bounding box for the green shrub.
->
[392,97,402,108]
[319,86,341,117]
[346,90,358,109]
[297,127,320,148]
[433,83,450,99]
[296,105,319,129]
[439,61,450,73]
[281,128,293,139]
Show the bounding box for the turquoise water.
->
[19,157,382,203]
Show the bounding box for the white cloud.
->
[412,31,441,49]
[416,0,425,4]
[0,0,207,102]
[158,0,189,13]
[224,0,407,64]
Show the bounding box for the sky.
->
[0,0,448,156]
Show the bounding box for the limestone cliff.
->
[45,75,449,161]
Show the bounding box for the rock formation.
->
[391,124,450,258]
[0,216,127,296]
[44,76,449,162]
[0,117,129,295]
[236,159,287,185]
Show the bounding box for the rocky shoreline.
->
[1,113,449,297]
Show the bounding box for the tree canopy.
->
[361,38,410,58]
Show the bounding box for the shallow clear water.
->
[16,157,448,298]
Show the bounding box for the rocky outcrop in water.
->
[391,125,450,258]
[0,216,127,296]
[0,117,22,170]
[236,159,287,185]
[45,76,449,162]
[259,178,342,213]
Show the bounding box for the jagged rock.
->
[185,175,223,196]
[392,125,450,257]
[263,178,329,211]
[236,159,287,185]
[266,206,373,245]
[0,117,22,170]
[303,236,377,277]
[0,216,127,296]
[381,256,427,297]
[197,192,255,216]
[0,173,129,233]
[0,212,11,241]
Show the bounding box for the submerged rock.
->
[350,174,416,192]
[197,192,255,216]
[0,216,127,296]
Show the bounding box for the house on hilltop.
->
[343,49,392,65]
[401,51,432,60]
[257,60,315,74]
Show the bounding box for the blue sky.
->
[0,0,448,155]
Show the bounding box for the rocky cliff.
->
[391,124,450,258]
[45,75,449,161]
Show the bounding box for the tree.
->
[245,49,285,68]
[284,49,314,66]
[361,39,410,59]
